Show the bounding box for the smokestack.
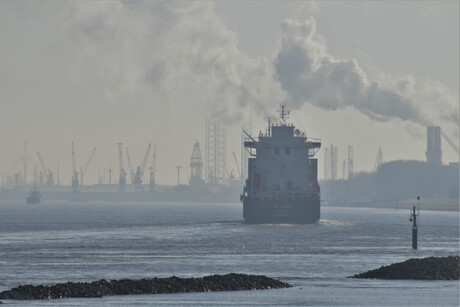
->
[426,126,442,166]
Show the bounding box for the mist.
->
[0,1,458,186]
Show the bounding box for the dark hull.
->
[243,198,320,224]
[26,197,42,204]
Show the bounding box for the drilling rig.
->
[189,141,204,186]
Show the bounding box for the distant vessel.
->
[241,105,321,224]
[26,185,43,204]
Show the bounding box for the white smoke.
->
[0,2,457,183]
[274,18,433,125]
[379,72,459,139]
[1,2,456,127]
[0,1,289,184]
[71,1,284,122]
[0,1,284,123]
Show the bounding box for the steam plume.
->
[274,18,429,125]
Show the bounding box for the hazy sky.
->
[1,1,458,185]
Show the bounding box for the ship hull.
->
[26,196,42,204]
[243,197,320,224]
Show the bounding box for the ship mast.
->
[279,103,289,125]
[264,116,272,137]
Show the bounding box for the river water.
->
[0,200,458,306]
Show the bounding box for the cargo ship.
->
[241,105,321,224]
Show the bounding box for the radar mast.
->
[278,103,290,125]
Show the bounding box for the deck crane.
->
[71,142,79,191]
[80,147,96,186]
[133,143,152,192]
[118,143,126,192]
[36,151,55,186]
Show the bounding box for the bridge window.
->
[285,147,290,155]
[274,147,280,155]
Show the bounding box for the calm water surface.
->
[0,200,458,306]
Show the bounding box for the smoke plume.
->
[274,18,432,125]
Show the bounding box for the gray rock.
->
[352,255,459,280]
[0,273,291,300]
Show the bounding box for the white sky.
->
[1,1,458,185]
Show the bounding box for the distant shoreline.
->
[323,199,459,212]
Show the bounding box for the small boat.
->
[26,185,43,204]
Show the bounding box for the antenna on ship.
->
[278,103,289,125]
[264,116,273,137]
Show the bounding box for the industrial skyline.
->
[0,1,458,186]
[3,123,458,189]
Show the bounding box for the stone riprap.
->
[352,256,459,280]
[0,273,291,300]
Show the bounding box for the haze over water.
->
[1,1,458,186]
[0,2,458,306]
[0,201,458,306]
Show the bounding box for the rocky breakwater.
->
[352,256,459,280]
[0,273,291,300]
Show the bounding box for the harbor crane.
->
[21,142,29,184]
[36,151,55,186]
[232,152,242,181]
[374,147,383,172]
[221,157,232,184]
[118,143,126,192]
[149,145,156,191]
[71,142,79,191]
[125,147,135,185]
[441,130,460,155]
[80,147,96,186]
[133,143,152,192]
